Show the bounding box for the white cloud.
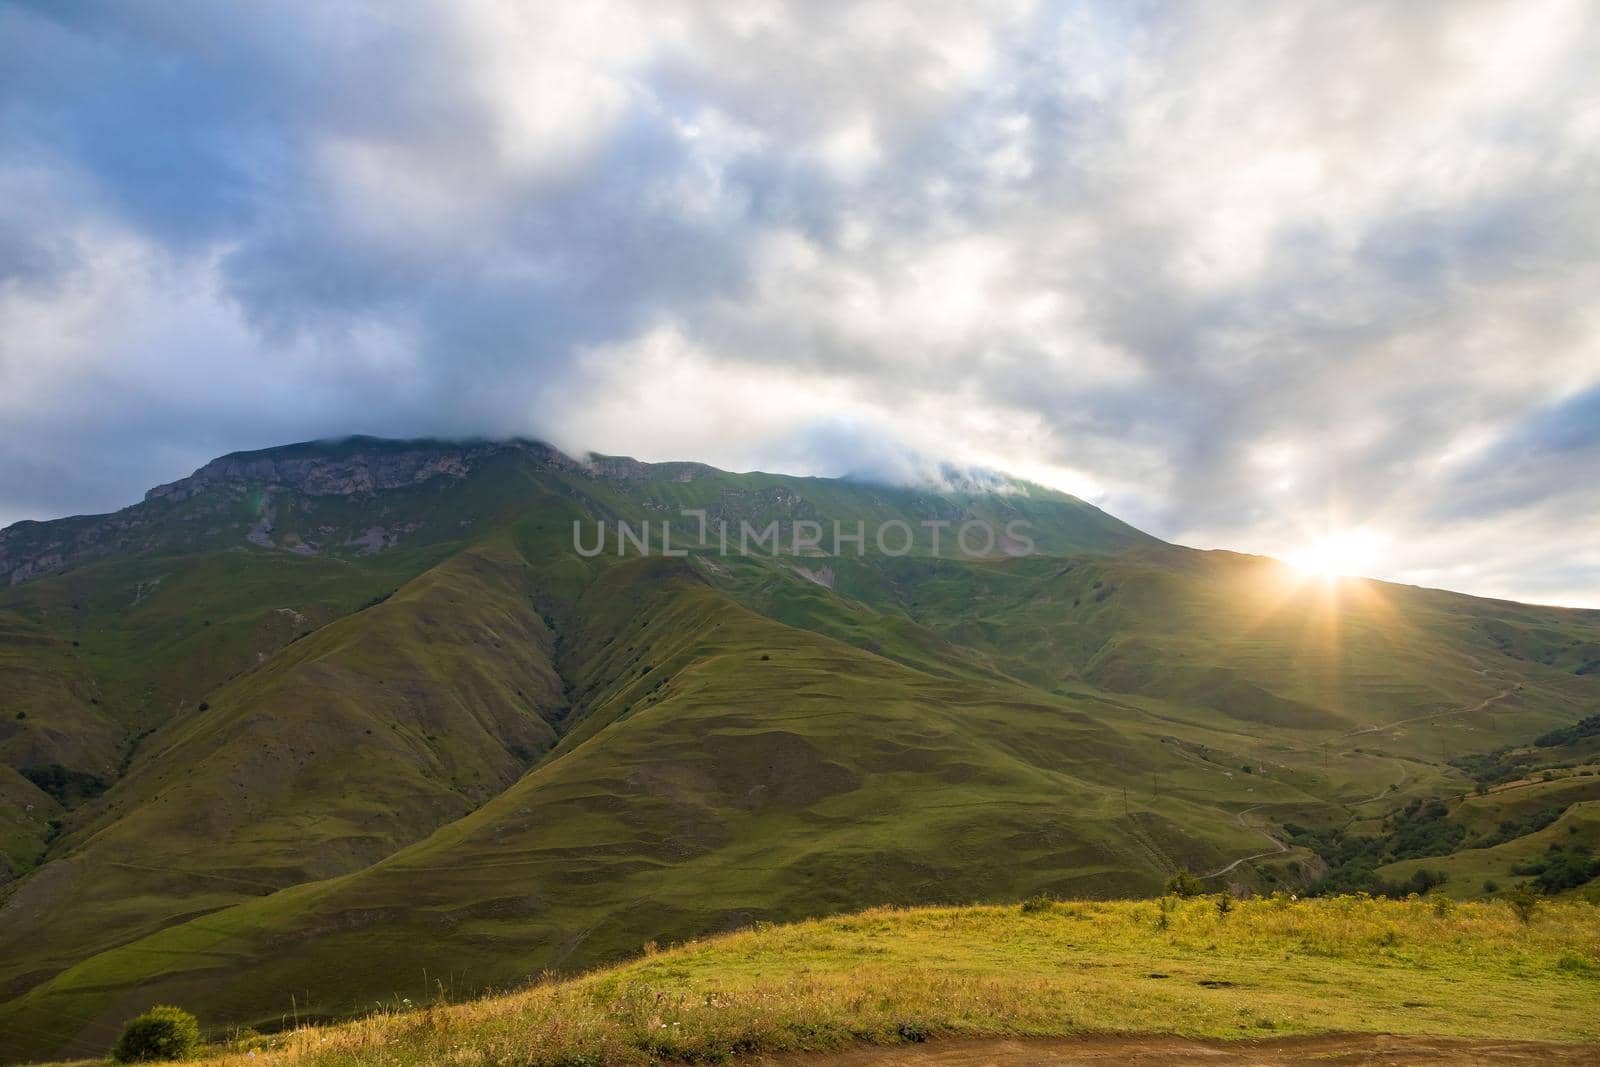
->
[2,0,1598,604]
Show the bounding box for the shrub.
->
[1535,714,1600,748]
[1506,885,1540,924]
[20,763,109,805]
[1404,868,1448,896]
[113,1006,201,1062]
[897,1021,929,1043]
[1215,892,1233,916]
[1510,842,1600,892]
[1019,894,1054,914]
[1478,806,1565,848]
[1556,953,1598,976]
[1165,870,1205,898]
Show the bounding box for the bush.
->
[1478,806,1565,848]
[20,763,109,805]
[113,1006,200,1062]
[1505,885,1540,925]
[1289,800,1465,897]
[1019,894,1054,914]
[1524,844,1600,893]
[1215,892,1233,916]
[1556,953,1598,976]
[1535,714,1600,748]
[1403,868,1448,896]
[1165,870,1205,898]
[897,1021,929,1043]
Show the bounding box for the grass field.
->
[111,896,1600,1067]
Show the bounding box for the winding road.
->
[1202,803,1288,879]
[1196,678,1526,878]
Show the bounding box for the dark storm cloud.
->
[1,1,1597,604]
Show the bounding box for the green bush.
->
[1019,894,1054,914]
[1165,870,1205,898]
[1535,714,1600,748]
[897,1020,929,1042]
[112,1006,200,1062]
[1505,885,1540,925]
[1555,953,1598,976]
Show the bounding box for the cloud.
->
[1,0,1597,604]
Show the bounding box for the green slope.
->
[0,559,1267,1055]
[1,436,1598,1061]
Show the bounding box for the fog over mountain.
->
[2,1,1597,604]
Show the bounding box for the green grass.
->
[130,897,1600,1067]
[4,438,1600,1062]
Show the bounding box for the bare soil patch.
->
[759,1034,1600,1066]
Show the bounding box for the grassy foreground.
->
[156,896,1600,1066]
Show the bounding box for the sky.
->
[1,1,1598,606]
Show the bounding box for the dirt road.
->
[1203,803,1289,878]
[759,1034,1600,1066]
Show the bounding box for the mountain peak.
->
[143,437,528,504]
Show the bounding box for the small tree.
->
[1215,891,1233,916]
[1165,870,1205,898]
[1506,884,1540,925]
[113,1006,200,1063]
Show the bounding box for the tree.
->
[1505,884,1540,925]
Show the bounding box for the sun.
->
[1285,528,1388,579]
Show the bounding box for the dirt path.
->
[1343,684,1521,739]
[758,1034,1600,1066]
[1153,678,1526,883]
[1202,804,1288,878]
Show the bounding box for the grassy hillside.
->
[2,437,1599,1061]
[116,898,1600,1066]
[0,539,576,1007]
[0,559,1275,1057]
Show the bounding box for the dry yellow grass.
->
[122,896,1600,1067]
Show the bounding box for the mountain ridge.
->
[1,435,1143,589]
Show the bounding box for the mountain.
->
[1,436,1597,1062]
